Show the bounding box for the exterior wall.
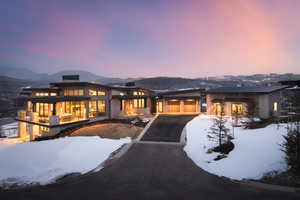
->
[207,91,282,119]
[110,98,152,119]
[158,91,203,114]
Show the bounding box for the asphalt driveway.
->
[141,115,197,142]
[1,115,299,200]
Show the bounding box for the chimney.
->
[62,75,80,82]
[125,82,135,87]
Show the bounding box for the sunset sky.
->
[1,0,300,78]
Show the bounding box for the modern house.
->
[206,86,287,119]
[16,75,288,141]
[16,75,154,141]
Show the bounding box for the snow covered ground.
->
[1,122,18,137]
[0,136,130,188]
[184,115,288,180]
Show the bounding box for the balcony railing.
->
[17,110,87,126]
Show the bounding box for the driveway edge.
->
[134,114,159,142]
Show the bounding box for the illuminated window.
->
[274,102,278,112]
[64,89,84,96]
[89,101,97,117]
[50,93,57,96]
[97,90,106,96]
[36,103,52,117]
[133,99,145,108]
[89,90,97,96]
[98,100,106,113]
[120,92,125,96]
[36,93,49,96]
[232,104,243,115]
[40,126,49,132]
[213,103,222,116]
[133,91,145,96]
[64,101,85,118]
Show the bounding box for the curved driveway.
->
[1,115,299,200]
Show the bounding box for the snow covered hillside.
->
[0,136,129,188]
[184,115,288,180]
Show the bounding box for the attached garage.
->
[183,100,197,112]
[167,100,180,113]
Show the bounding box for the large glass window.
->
[232,104,243,115]
[89,90,97,96]
[36,92,49,96]
[132,99,145,108]
[64,101,85,118]
[36,103,52,117]
[98,100,106,113]
[64,89,84,96]
[89,101,97,117]
[97,91,106,96]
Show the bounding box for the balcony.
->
[17,110,87,126]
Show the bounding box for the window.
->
[89,101,97,117]
[133,98,145,108]
[133,91,145,96]
[98,100,106,113]
[36,103,52,117]
[36,92,49,96]
[213,103,222,116]
[97,90,106,96]
[64,101,85,118]
[232,104,243,115]
[120,92,125,96]
[50,93,57,96]
[40,126,49,132]
[89,90,97,96]
[274,102,278,112]
[64,89,84,96]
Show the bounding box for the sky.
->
[1,0,300,78]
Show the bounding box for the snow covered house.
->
[206,86,287,119]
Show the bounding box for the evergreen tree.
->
[209,102,230,147]
[282,121,300,171]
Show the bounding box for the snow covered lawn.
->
[0,136,129,188]
[184,115,288,180]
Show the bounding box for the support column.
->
[180,100,184,113]
[85,101,89,120]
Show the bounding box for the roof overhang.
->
[24,96,91,103]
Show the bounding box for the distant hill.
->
[0,76,36,98]
[0,66,48,81]
[0,66,127,83]
[121,77,224,90]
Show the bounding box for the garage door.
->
[167,100,180,113]
[184,100,197,112]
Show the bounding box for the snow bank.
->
[184,115,287,180]
[0,136,129,187]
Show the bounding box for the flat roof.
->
[23,88,61,92]
[157,88,205,96]
[50,81,111,89]
[23,96,90,103]
[50,81,153,92]
[207,86,287,94]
